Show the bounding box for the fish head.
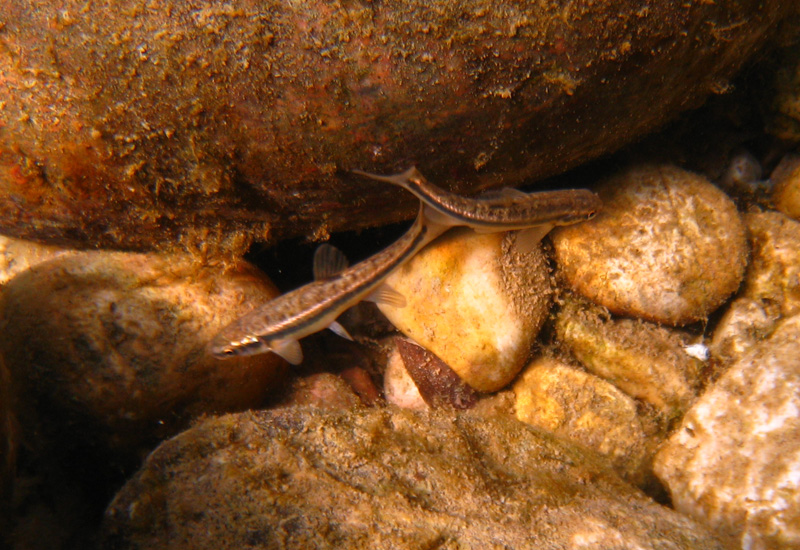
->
[208,333,304,365]
[208,333,271,359]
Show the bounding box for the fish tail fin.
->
[351,167,421,193]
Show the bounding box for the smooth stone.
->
[378,229,552,393]
[555,293,705,419]
[654,314,800,550]
[513,357,650,485]
[0,251,286,459]
[771,155,800,220]
[552,164,748,326]
[711,210,800,364]
[102,407,729,550]
[383,342,430,412]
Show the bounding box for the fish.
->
[210,168,601,364]
[208,204,449,364]
[352,166,601,252]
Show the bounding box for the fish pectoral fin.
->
[313,244,350,280]
[514,224,553,254]
[328,321,354,341]
[367,284,407,308]
[274,339,304,365]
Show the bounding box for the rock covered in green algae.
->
[552,164,748,327]
[0,0,793,251]
[655,314,800,550]
[102,407,728,550]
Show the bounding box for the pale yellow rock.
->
[513,357,649,484]
[383,345,429,411]
[379,229,552,392]
[0,235,73,287]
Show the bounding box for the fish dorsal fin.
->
[274,339,304,365]
[479,187,529,200]
[328,321,354,341]
[514,224,553,254]
[313,244,349,280]
[367,284,407,308]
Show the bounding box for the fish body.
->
[211,168,601,364]
[209,206,447,364]
[352,167,601,231]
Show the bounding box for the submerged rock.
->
[711,210,800,364]
[655,314,800,550]
[513,357,651,486]
[0,0,793,250]
[378,229,552,392]
[555,294,705,419]
[552,164,748,326]
[0,251,286,461]
[102,406,728,550]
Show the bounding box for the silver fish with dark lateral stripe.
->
[209,168,601,364]
[352,166,601,251]
[209,204,448,364]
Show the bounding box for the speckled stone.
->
[513,357,650,485]
[0,251,286,458]
[102,407,729,550]
[655,314,800,550]
[0,235,72,287]
[711,210,800,364]
[552,164,748,326]
[555,293,705,419]
[378,228,552,393]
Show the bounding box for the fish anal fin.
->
[328,321,354,341]
[515,224,553,254]
[313,244,349,280]
[368,284,407,308]
[274,339,304,365]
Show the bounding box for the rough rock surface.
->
[655,315,800,550]
[552,164,748,326]
[0,251,286,459]
[102,406,728,550]
[0,0,793,251]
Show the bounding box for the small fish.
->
[209,205,449,364]
[352,166,601,252]
[210,168,601,364]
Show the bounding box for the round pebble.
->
[0,251,286,457]
[513,357,650,485]
[552,164,748,326]
[0,235,72,287]
[770,155,800,220]
[378,229,552,393]
[555,293,705,418]
[655,314,800,550]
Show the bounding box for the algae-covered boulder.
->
[0,0,792,251]
[102,407,728,549]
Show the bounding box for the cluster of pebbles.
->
[3,157,800,548]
